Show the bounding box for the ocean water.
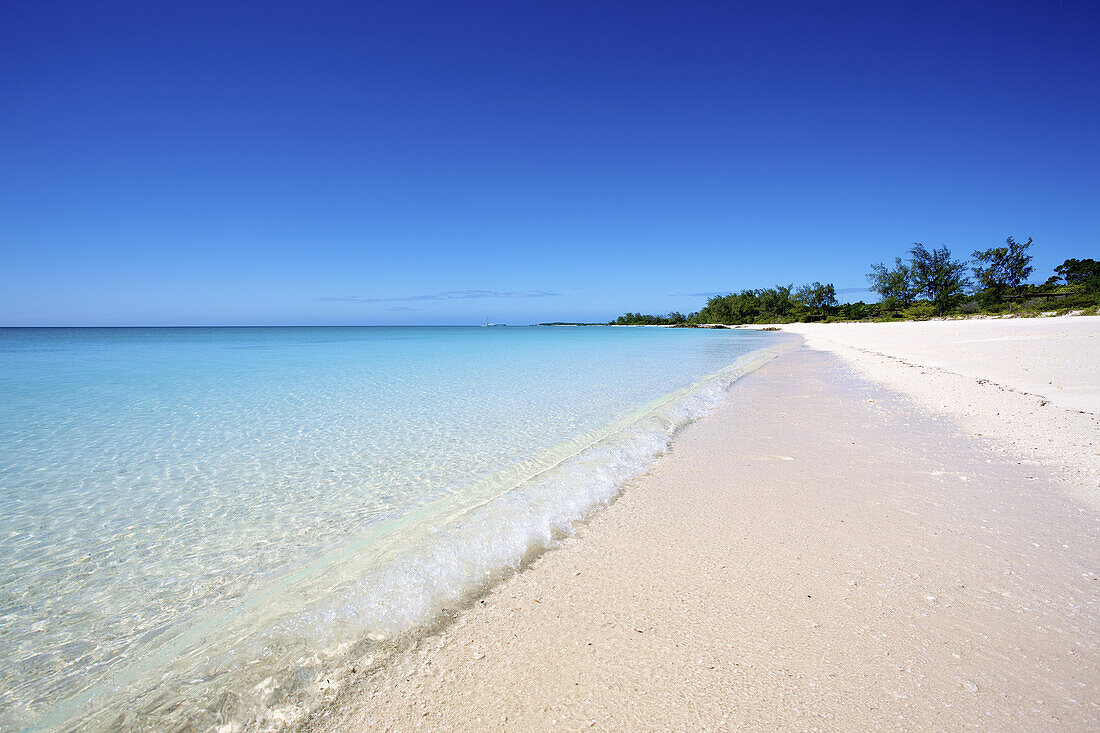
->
[0,326,791,731]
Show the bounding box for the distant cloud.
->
[314,289,560,303]
[386,306,418,311]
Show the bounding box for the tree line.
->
[612,239,1099,326]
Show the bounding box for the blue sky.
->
[2,0,1097,325]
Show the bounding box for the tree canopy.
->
[908,243,971,315]
[866,257,916,311]
[794,282,837,311]
[1054,258,1100,290]
[972,236,1034,302]
[609,237,1099,326]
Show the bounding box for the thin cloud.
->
[314,289,560,303]
[386,306,418,311]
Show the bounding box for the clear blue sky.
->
[2,0,1097,325]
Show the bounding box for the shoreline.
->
[307,318,1099,731]
[0,329,793,732]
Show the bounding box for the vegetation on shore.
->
[611,240,1099,326]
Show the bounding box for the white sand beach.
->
[768,316,1099,509]
[770,316,1100,412]
[308,317,1099,732]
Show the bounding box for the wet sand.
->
[309,345,1099,731]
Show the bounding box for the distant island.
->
[609,242,1099,326]
[535,322,605,326]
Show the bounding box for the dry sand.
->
[769,316,1100,413]
[307,323,1100,731]
[762,316,1099,509]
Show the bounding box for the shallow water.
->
[0,326,790,730]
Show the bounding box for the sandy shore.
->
[761,316,1099,509]
[766,317,1099,413]
[308,320,1099,731]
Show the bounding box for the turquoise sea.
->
[0,326,790,731]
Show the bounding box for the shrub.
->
[901,303,936,320]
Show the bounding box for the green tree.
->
[909,243,971,316]
[866,257,916,311]
[757,284,795,321]
[794,282,837,312]
[1054,258,1100,291]
[613,312,674,325]
[838,301,875,320]
[694,294,734,323]
[971,236,1034,304]
[666,311,687,324]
